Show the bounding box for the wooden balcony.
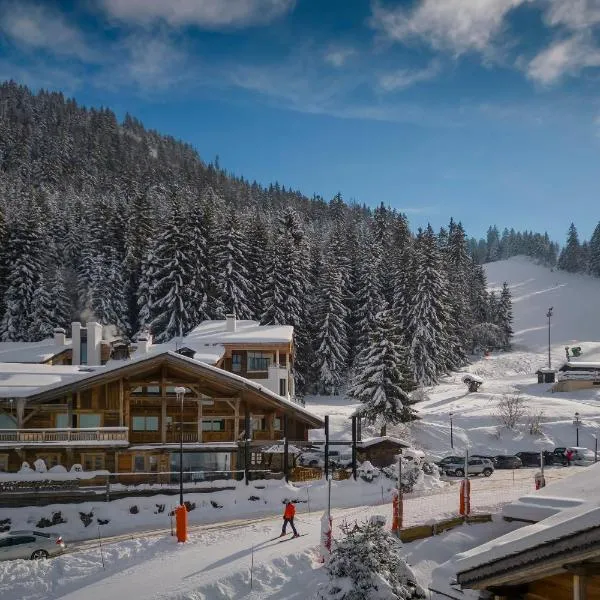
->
[0,428,129,447]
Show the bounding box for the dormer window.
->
[231,353,242,372]
[247,352,271,372]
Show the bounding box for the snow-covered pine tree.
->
[498,282,513,349]
[136,241,157,336]
[589,222,600,278]
[216,212,253,319]
[318,519,425,600]
[558,223,582,273]
[405,225,451,385]
[261,208,308,329]
[27,276,55,341]
[49,266,72,329]
[352,233,385,364]
[0,195,45,341]
[348,308,416,424]
[245,211,270,320]
[146,199,196,342]
[312,240,349,395]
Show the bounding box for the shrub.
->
[129,505,139,514]
[79,512,94,527]
[155,504,165,514]
[209,500,222,509]
[496,393,527,429]
[97,518,110,525]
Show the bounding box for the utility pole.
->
[546,307,553,369]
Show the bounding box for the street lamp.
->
[174,386,186,506]
[573,411,581,447]
[546,307,553,369]
[449,412,454,449]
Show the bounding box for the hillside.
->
[308,256,600,457]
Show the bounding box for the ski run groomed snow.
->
[2,256,600,599]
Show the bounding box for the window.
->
[133,455,146,472]
[273,417,282,431]
[247,352,272,371]
[251,417,265,431]
[55,413,69,428]
[231,353,242,372]
[202,420,225,432]
[79,414,101,428]
[250,452,263,465]
[12,536,36,546]
[146,386,160,394]
[279,378,287,397]
[81,453,105,471]
[0,454,8,472]
[148,455,158,472]
[0,414,16,429]
[132,416,159,431]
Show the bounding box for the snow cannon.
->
[462,374,484,393]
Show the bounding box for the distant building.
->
[553,361,600,392]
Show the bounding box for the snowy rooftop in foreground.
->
[502,462,600,522]
[358,436,410,448]
[455,500,600,576]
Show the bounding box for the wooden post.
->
[234,399,240,441]
[16,398,25,428]
[244,404,250,485]
[123,386,130,429]
[67,393,74,428]
[283,414,289,482]
[197,398,203,443]
[351,415,357,481]
[118,379,124,426]
[267,411,275,440]
[574,574,588,600]
[161,397,167,443]
[324,415,330,480]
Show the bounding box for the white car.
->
[442,458,494,477]
[569,447,596,466]
[0,530,65,561]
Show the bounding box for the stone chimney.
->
[225,313,237,332]
[71,322,82,365]
[136,331,152,354]
[86,322,103,366]
[53,327,66,346]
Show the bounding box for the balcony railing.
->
[0,428,129,446]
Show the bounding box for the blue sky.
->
[1,0,600,242]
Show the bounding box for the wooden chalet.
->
[0,351,323,478]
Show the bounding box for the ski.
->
[277,534,308,543]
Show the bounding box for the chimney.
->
[53,327,66,346]
[136,332,152,354]
[225,313,237,332]
[86,322,103,366]
[71,322,82,365]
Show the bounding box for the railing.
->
[0,428,129,445]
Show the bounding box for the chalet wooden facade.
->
[0,352,323,478]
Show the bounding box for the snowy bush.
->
[526,409,545,436]
[19,462,33,473]
[70,464,83,473]
[496,393,527,429]
[357,461,379,482]
[49,465,67,474]
[33,458,47,473]
[317,520,425,600]
[409,387,430,404]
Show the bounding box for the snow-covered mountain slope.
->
[485,256,600,351]
[307,256,600,458]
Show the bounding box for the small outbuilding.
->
[357,436,409,468]
[536,367,556,384]
[462,373,484,392]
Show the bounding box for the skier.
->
[566,449,573,467]
[281,498,299,537]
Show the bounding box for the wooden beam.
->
[16,398,26,428]
[573,574,588,600]
[234,399,240,441]
[118,379,124,427]
[198,398,203,443]
[22,407,41,425]
[161,397,167,444]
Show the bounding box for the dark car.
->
[493,455,522,469]
[435,455,465,467]
[552,447,568,465]
[515,451,556,467]
[471,454,496,462]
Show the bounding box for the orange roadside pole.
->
[392,492,399,532]
[459,479,471,516]
[175,504,188,542]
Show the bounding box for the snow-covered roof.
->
[455,500,600,579]
[559,361,600,370]
[0,363,95,398]
[462,373,484,383]
[358,436,410,448]
[260,443,302,455]
[0,338,72,364]
[502,462,600,522]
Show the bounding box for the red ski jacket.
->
[284,503,295,519]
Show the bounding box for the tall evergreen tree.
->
[589,222,600,277]
[558,223,582,273]
[405,226,451,385]
[498,282,513,349]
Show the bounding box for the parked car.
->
[0,530,65,561]
[471,454,496,462]
[298,448,352,468]
[515,451,556,467]
[567,447,596,466]
[442,458,494,477]
[493,455,522,469]
[435,455,465,467]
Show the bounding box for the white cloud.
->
[378,61,441,91]
[370,0,530,56]
[527,34,600,84]
[324,47,356,68]
[99,0,295,28]
[0,1,92,60]
[544,0,600,30]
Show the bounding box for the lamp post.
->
[546,307,553,369]
[573,411,581,447]
[174,386,186,506]
[449,412,454,449]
